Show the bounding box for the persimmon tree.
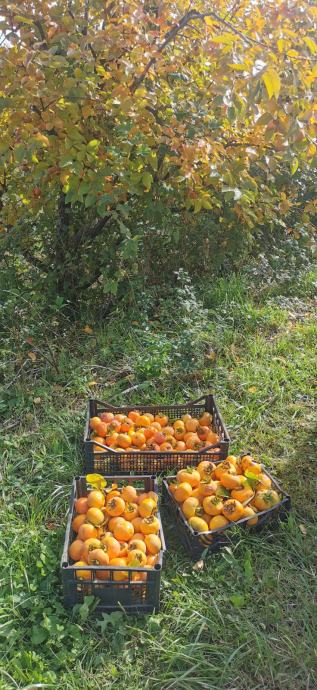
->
[0,0,316,300]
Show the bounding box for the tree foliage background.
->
[0,0,316,305]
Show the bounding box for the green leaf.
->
[230,594,245,608]
[87,139,100,150]
[244,470,260,489]
[98,193,113,204]
[103,278,118,295]
[0,97,11,111]
[30,626,48,645]
[78,596,95,621]
[291,158,299,175]
[122,237,139,259]
[13,15,35,25]
[216,486,230,498]
[262,69,281,100]
[148,153,158,171]
[85,194,97,208]
[96,611,124,633]
[194,199,202,214]
[15,145,26,162]
[222,186,242,200]
[256,112,273,126]
[142,171,153,189]
[227,106,235,122]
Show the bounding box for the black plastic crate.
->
[83,395,230,474]
[162,466,291,560]
[61,475,165,614]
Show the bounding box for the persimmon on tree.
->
[0,0,316,300]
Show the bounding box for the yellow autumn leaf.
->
[201,198,213,210]
[263,69,281,100]
[96,65,112,78]
[33,133,50,146]
[194,199,202,214]
[82,105,92,119]
[248,386,257,393]
[60,172,69,185]
[135,87,147,98]
[87,381,97,387]
[86,474,107,489]
[304,37,317,54]
[308,142,317,157]
[28,351,37,362]
[277,39,286,53]
[83,325,93,334]
[204,16,215,27]
[213,32,236,45]
[228,63,248,71]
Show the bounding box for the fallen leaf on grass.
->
[299,524,307,536]
[33,397,41,404]
[248,386,257,393]
[206,351,216,361]
[83,325,93,334]
[192,559,204,572]
[28,351,37,362]
[87,381,97,386]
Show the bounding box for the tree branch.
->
[131,11,195,92]
[19,248,49,272]
[199,10,266,48]
[85,214,112,241]
[57,191,70,234]
[55,191,70,266]
[83,0,89,36]
[33,19,47,46]
[67,1,75,20]
[131,8,266,92]
[78,231,123,291]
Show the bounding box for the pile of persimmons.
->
[168,454,281,533]
[69,484,162,581]
[89,409,219,452]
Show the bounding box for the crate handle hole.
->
[154,563,162,571]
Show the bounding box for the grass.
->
[0,266,316,690]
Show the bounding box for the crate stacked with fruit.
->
[162,454,290,559]
[83,395,230,473]
[62,475,165,614]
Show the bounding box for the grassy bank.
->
[0,268,316,690]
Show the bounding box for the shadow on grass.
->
[277,426,317,520]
